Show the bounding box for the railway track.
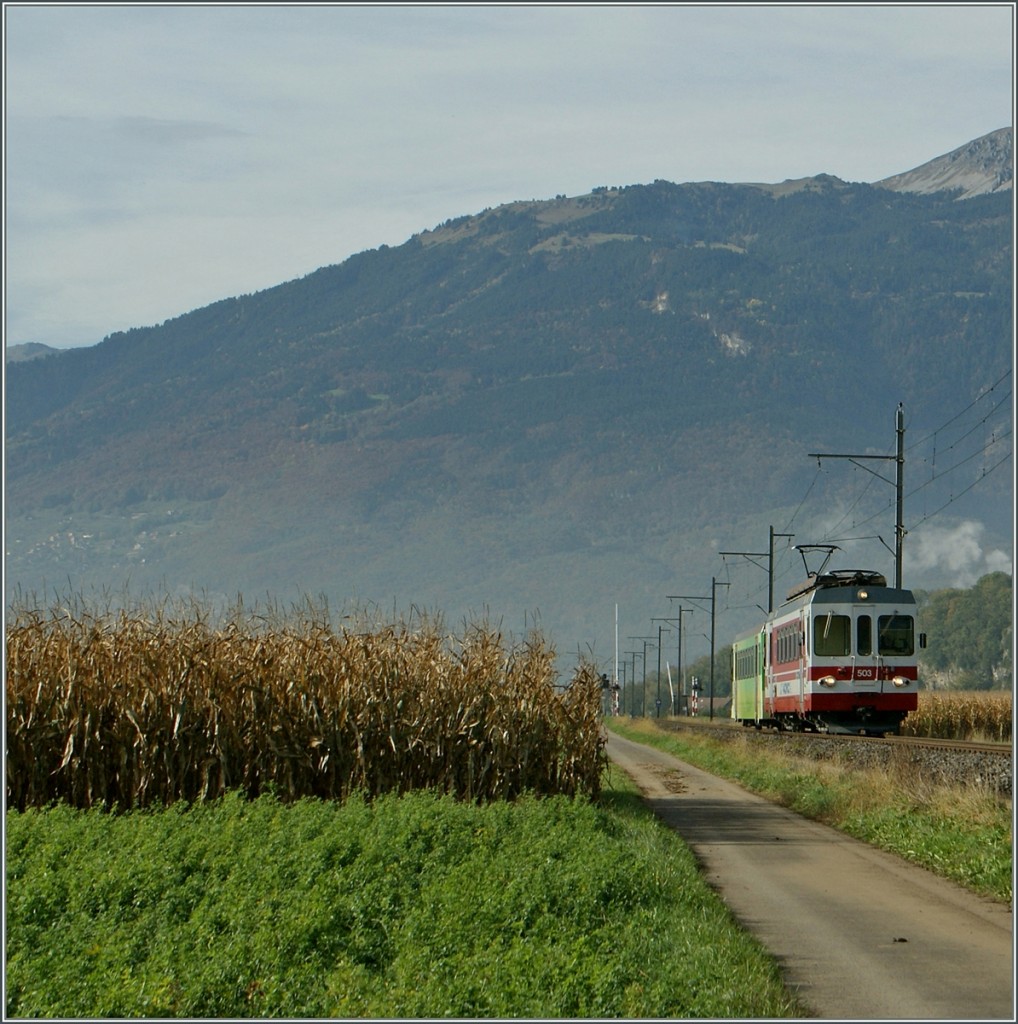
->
[882,733,1008,755]
[650,717,1013,795]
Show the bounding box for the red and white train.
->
[731,567,924,736]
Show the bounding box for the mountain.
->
[4,131,1013,670]
[876,127,1012,199]
[5,342,60,364]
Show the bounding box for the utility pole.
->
[672,606,690,714]
[652,617,681,714]
[667,579,729,719]
[628,636,656,717]
[649,622,672,717]
[720,525,795,613]
[808,403,906,588]
[624,650,640,716]
[614,604,619,702]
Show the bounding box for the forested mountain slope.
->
[5,135,1013,660]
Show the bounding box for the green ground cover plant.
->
[607,718,1012,903]
[5,779,807,1019]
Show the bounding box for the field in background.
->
[904,690,1012,742]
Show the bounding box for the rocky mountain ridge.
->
[875,127,1012,199]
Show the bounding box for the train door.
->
[852,610,881,692]
[764,622,776,718]
[798,609,807,713]
[757,630,767,722]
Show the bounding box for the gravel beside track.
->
[654,718,1013,796]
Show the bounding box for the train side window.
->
[857,615,872,656]
[777,624,797,663]
[878,615,914,656]
[814,613,851,656]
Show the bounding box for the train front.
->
[804,574,921,735]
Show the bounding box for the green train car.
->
[732,628,767,725]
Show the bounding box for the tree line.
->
[915,572,1012,690]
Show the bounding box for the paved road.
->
[605,729,1014,1020]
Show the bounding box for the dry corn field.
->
[902,690,1012,743]
[5,600,606,811]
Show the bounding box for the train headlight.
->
[858,589,868,600]
[892,675,909,688]
[819,675,837,688]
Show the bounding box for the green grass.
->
[607,717,1012,903]
[5,781,807,1019]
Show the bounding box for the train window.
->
[857,615,872,656]
[814,613,851,656]
[736,647,759,680]
[774,623,803,663]
[878,615,914,656]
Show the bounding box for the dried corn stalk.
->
[6,598,606,810]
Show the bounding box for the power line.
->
[907,428,1012,499]
[907,368,1012,451]
[809,405,906,587]
[907,448,1013,532]
[922,390,1011,455]
[775,376,1011,586]
[783,463,822,532]
[817,463,880,540]
[838,425,1012,536]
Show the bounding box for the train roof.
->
[785,569,887,602]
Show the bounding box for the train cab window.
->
[878,615,914,656]
[814,613,851,656]
[856,615,872,656]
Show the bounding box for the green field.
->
[5,774,807,1019]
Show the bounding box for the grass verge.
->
[606,717,1012,904]
[5,780,808,1019]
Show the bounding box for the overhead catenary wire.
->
[906,368,1011,452]
[783,462,822,533]
[715,374,1011,630]
[774,378,1011,591]
[822,423,1011,538]
[907,449,1013,532]
[908,427,1011,498]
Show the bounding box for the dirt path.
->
[605,729,1014,1020]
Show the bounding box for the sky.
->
[4,2,1015,351]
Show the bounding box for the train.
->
[731,566,925,736]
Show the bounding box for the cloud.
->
[984,548,1014,576]
[5,4,1013,349]
[906,520,1012,588]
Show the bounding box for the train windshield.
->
[813,613,851,656]
[878,615,915,656]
